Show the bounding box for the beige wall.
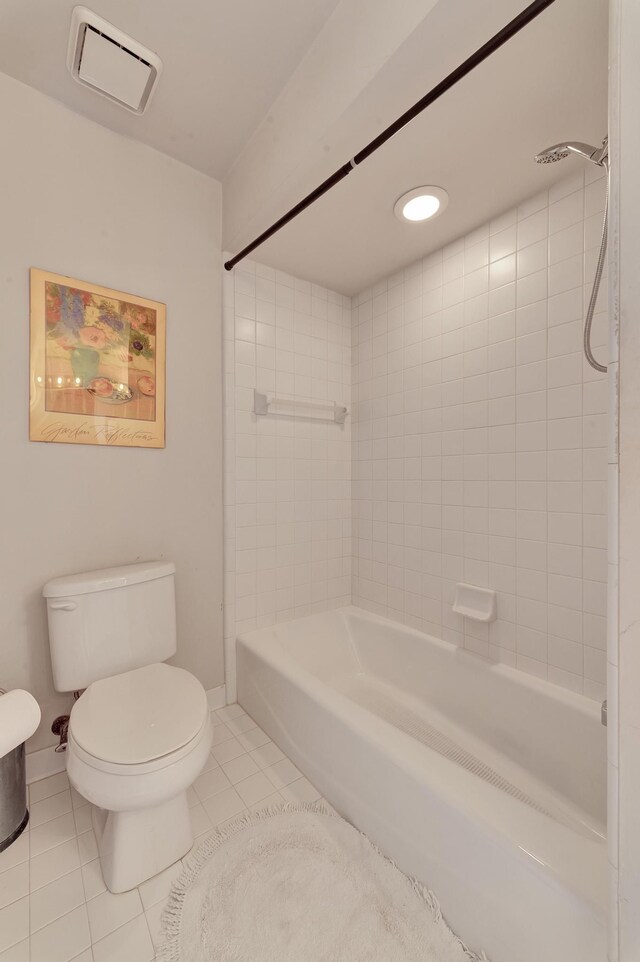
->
[0,73,224,752]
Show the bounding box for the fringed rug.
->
[156,803,488,962]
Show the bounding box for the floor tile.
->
[202,787,245,825]
[0,832,28,874]
[0,863,28,910]
[30,904,91,962]
[30,837,80,891]
[0,939,29,962]
[29,772,69,805]
[249,791,284,814]
[264,758,302,789]
[249,741,285,768]
[221,753,259,784]
[281,776,322,804]
[30,812,77,858]
[92,914,154,962]
[211,721,234,745]
[0,896,29,954]
[225,714,257,736]
[193,766,231,801]
[211,736,246,765]
[235,771,276,806]
[29,789,73,829]
[238,727,271,751]
[86,886,142,943]
[30,868,85,933]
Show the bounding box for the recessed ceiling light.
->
[394,186,449,223]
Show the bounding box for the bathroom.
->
[0,0,638,959]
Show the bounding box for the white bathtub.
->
[237,606,607,962]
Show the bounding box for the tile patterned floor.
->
[0,704,322,961]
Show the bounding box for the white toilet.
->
[43,561,212,893]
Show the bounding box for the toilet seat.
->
[70,662,209,767]
[68,713,211,777]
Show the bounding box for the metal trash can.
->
[0,691,29,854]
[0,742,28,852]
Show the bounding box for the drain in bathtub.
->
[349,684,593,837]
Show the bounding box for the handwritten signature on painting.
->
[40,421,156,445]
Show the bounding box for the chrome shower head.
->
[535,138,608,168]
[535,145,571,164]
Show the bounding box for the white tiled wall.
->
[351,168,609,700]
[223,260,352,699]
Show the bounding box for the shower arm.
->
[224,0,558,272]
[566,142,607,164]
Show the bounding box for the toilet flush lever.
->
[48,600,77,611]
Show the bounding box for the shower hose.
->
[584,178,608,374]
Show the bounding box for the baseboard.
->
[26,684,228,784]
[26,744,66,784]
[206,684,226,710]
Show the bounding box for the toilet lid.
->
[70,663,208,765]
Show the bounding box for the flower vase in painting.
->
[30,269,165,448]
[45,282,156,411]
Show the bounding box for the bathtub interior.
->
[265,607,606,836]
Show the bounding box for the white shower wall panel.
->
[222,259,352,700]
[351,168,609,700]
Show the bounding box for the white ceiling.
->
[226,0,609,294]
[0,0,340,179]
[0,0,608,294]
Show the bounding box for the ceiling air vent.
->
[67,6,162,114]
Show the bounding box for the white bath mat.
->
[156,803,488,962]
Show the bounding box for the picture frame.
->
[29,268,166,448]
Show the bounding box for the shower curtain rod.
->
[224,0,557,272]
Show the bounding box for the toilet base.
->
[93,791,193,893]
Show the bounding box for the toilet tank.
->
[43,561,177,692]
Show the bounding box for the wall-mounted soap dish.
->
[452,583,497,623]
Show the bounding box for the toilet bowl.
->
[66,661,212,892]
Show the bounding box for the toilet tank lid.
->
[43,561,176,598]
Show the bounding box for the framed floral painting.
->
[30,269,166,448]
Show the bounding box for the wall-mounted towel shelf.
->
[253,390,348,424]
